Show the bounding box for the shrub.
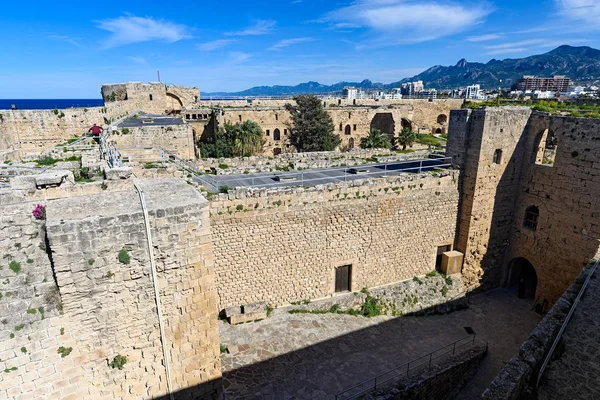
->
[109,354,128,370]
[219,186,231,193]
[36,156,58,166]
[266,305,274,317]
[413,276,423,285]
[26,259,33,264]
[360,293,383,317]
[220,344,228,354]
[21,347,27,353]
[88,259,95,265]
[236,204,244,211]
[9,261,20,274]
[57,346,73,358]
[121,128,130,135]
[218,163,229,169]
[441,286,448,297]
[118,248,130,265]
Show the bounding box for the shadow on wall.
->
[452,109,600,312]
[155,297,477,400]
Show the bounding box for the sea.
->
[0,99,104,110]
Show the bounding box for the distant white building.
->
[342,86,360,100]
[465,84,482,100]
[401,81,424,97]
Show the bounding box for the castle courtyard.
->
[219,288,541,399]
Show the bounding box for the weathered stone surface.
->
[10,175,37,190]
[104,166,132,180]
[35,170,75,187]
[242,301,267,314]
[229,311,267,325]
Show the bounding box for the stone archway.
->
[435,128,442,134]
[345,125,351,136]
[437,114,448,124]
[273,129,281,141]
[348,137,355,150]
[166,92,184,109]
[400,118,412,131]
[507,257,538,300]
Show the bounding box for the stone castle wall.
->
[115,123,195,160]
[209,171,460,310]
[447,108,600,305]
[0,179,221,399]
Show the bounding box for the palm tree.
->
[397,128,417,151]
[360,129,392,149]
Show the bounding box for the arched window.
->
[274,129,281,141]
[493,149,503,164]
[345,125,351,135]
[524,206,539,231]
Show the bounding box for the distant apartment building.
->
[512,75,572,92]
[465,84,482,100]
[401,81,424,97]
[342,86,361,100]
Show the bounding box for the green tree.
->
[199,120,263,158]
[360,129,392,149]
[285,95,340,152]
[397,128,417,151]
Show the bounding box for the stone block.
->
[10,176,37,191]
[228,311,267,325]
[105,167,132,180]
[242,301,267,314]
[223,306,242,318]
[441,251,464,275]
[35,170,74,188]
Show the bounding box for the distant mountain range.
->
[204,45,600,97]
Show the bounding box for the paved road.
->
[198,157,450,190]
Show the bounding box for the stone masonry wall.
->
[210,171,460,310]
[447,107,600,305]
[114,123,195,160]
[0,179,222,399]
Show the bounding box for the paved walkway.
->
[219,288,541,399]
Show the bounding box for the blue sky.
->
[1,0,599,98]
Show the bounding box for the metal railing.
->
[335,335,478,400]
[211,156,452,190]
[100,129,123,168]
[536,258,600,388]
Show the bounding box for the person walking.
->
[88,123,103,144]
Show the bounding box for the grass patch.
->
[220,344,228,354]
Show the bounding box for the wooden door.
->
[335,265,351,293]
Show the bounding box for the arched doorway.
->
[273,129,281,141]
[435,128,442,134]
[345,125,351,135]
[348,137,355,150]
[508,258,538,299]
[437,114,448,124]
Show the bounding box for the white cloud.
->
[197,39,237,51]
[49,35,84,48]
[325,0,492,45]
[225,20,276,36]
[467,33,502,42]
[229,51,253,64]
[555,0,600,25]
[483,38,591,55]
[268,37,315,51]
[97,15,192,48]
